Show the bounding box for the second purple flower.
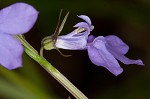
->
[0,3,38,70]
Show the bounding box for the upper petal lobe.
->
[0,3,38,34]
[77,15,92,25]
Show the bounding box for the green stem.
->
[16,35,88,99]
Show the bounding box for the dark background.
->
[0,0,149,99]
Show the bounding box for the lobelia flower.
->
[0,3,38,69]
[54,15,144,76]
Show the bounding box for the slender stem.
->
[16,35,88,99]
[15,35,38,55]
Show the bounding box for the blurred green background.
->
[0,0,149,99]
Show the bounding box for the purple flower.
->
[87,35,144,76]
[55,15,94,50]
[0,3,38,69]
[55,15,144,76]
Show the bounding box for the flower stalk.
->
[16,35,88,99]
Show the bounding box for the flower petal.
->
[0,33,23,69]
[74,22,90,28]
[73,22,90,35]
[105,35,144,65]
[87,35,96,43]
[78,15,91,25]
[0,3,38,34]
[106,47,144,65]
[105,35,129,54]
[56,31,88,50]
[63,22,90,38]
[87,36,123,76]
